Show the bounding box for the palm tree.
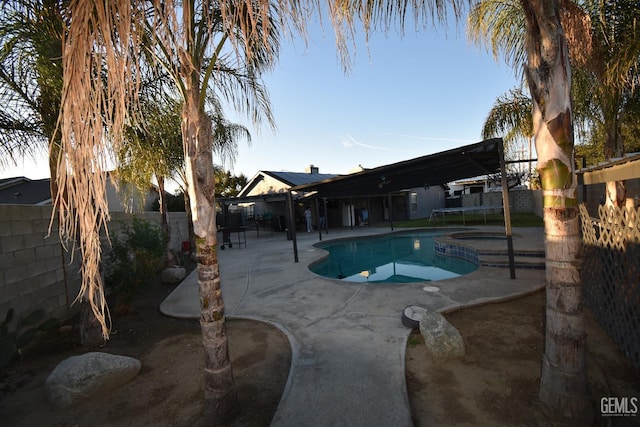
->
[576,0,640,206]
[60,1,275,421]
[521,2,591,418]
[58,0,593,422]
[481,87,535,185]
[469,0,640,206]
[55,1,275,420]
[143,3,276,420]
[0,0,65,199]
[468,0,640,417]
[468,0,593,418]
[118,96,184,236]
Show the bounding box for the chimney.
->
[305,164,319,174]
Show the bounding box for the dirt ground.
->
[1,283,639,426]
[405,290,640,426]
[0,282,291,427]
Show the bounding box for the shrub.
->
[105,218,167,306]
[0,308,58,369]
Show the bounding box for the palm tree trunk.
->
[521,0,589,421]
[182,189,196,254]
[182,85,237,422]
[157,175,173,265]
[604,110,626,207]
[157,175,170,237]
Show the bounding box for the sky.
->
[0,15,521,186]
[226,18,521,180]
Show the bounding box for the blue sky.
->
[1,17,521,185]
[230,20,520,179]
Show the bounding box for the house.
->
[230,164,446,230]
[0,175,160,212]
[239,165,338,198]
[227,165,339,229]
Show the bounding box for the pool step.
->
[478,250,546,270]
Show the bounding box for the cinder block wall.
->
[0,205,82,323]
[1,206,189,325]
[461,189,543,217]
[107,211,189,253]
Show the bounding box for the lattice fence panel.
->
[580,204,640,369]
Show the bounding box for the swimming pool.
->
[310,231,478,283]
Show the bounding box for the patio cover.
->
[285,138,516,279]
[290,138,502,197]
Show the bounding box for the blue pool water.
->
[310,231,478,284]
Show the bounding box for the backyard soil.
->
[1,282,639,426]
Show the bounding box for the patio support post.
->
[499,139,516,279]
[349,197,354,230]
[315,198,322,241]
[388,193,394,231]
[367,197,371,227]
[287,190,299,263]
[323,198,328,234]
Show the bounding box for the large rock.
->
[46,352,141,407]
[160,266,187,284]
[418,311,465,360]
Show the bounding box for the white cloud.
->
[340,134,409,152]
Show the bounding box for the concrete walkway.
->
[160,226,545,427]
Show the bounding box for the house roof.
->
[290,139,503,198]
[238,170,339,197]
[262,171,339,186]
[0,177,52,205]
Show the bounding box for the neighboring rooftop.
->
[238,165,339,198]
[262,171,339,187]
[0,177,52,205]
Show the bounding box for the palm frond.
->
[56,0,147,338]
[467,0,526,75]
[482,87,533,141]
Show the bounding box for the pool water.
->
[310,232,478,284]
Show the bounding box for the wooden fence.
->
[580,204,640,369]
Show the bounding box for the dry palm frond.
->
[560,0,593,68]
[56,0,144,339]
[468,0,593,75]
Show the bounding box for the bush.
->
[105,218,167,306]
[0,308,58,369]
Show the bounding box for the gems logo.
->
[601,397,638,417]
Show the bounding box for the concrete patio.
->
[160,225,546,427]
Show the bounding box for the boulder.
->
[46,352,141,407]
[160,266,187,284]
[418,311,465,360]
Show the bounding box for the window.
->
[410,192,418,212]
